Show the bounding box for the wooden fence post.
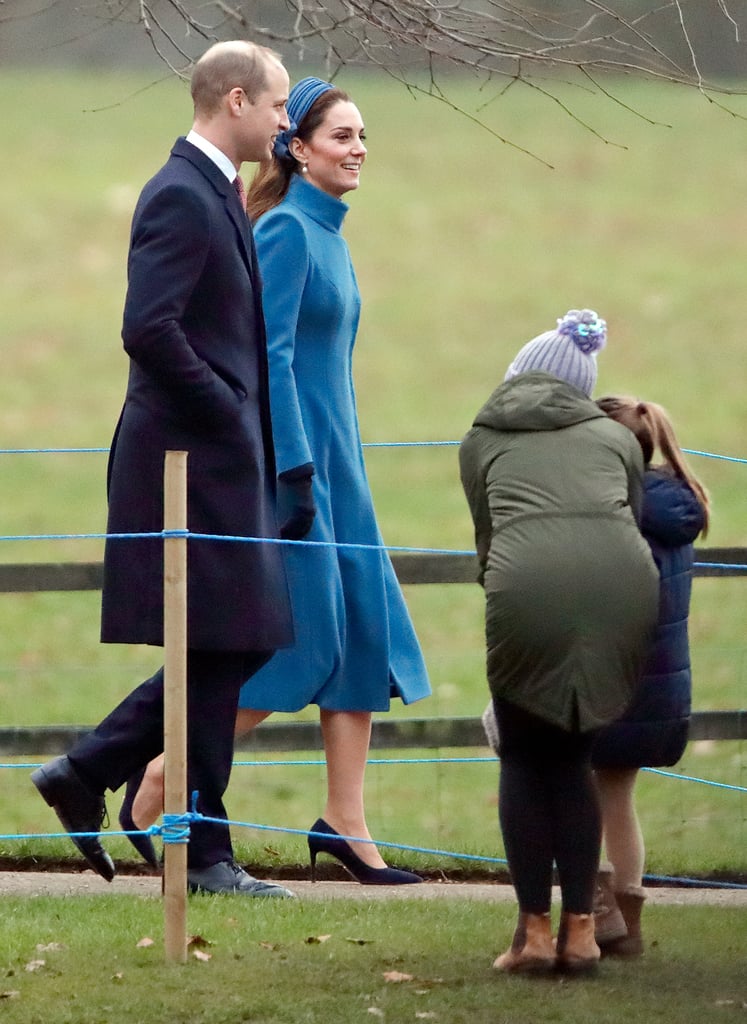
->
[163,451,188,964]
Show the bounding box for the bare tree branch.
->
[28,1,747,144]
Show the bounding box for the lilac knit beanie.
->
[504,309,607,396]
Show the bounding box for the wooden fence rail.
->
[0,548,746,593]
[1,549,745,756]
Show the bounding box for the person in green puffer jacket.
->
[459,309,658,974]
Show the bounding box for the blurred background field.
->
[0,69,745,879]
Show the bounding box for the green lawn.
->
[0,69,745,878]
[1,894,746,1024]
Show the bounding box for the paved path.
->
[1,871,746,904]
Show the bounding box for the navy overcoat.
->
[101,138,293,652]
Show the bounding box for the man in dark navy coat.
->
[32,41,303,896]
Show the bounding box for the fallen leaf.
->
[187,935,213,949]
[259,942,279,951]
[36,943,63,953]
[192,950,212,962]
[0,991,20,1000]
[305,934,332,944]
[383,970,413,983]
[136,937,155,948]
[367,1009,384,1018]
[24,960,45,973]
[415,1014,437,1020]
[111,972,124,982]
[345,937,374,945]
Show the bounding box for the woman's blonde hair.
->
[597,395,710,537]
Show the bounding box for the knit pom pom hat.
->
[504,309,607,397]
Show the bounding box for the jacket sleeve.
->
[621,437,646,526]
[254,209,313,475]
[459,430,491,586]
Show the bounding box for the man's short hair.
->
[191,41,282,116]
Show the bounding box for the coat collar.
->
[285,174,349,233]
[171,137,255,277]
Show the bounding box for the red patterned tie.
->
[233,174,247,213]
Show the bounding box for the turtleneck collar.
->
[286,174,349,232]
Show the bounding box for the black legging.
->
[495,698,601,915]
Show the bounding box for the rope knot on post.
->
[159,813,193,845]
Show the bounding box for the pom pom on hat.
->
[504,309,607,396]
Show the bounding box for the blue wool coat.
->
[592,466,705,767]
[238,175,431,712]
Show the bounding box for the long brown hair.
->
[597,395,710,537]
[246,87,351,222]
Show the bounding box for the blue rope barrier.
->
[681,448,747,464]
[0,527,480,558]
[694,563,747,571]
[0,439,743,888]
[1,527,746,575]
[4,800,746,889]
[3,758,746,795]
[158,813,747,888]
[642,767,747,792]
[0,448,109,454]
[4,758,746,795]
[160,812,191,845]
[643,873,747,889]
[6,817,746,889]
[0,442,745,463]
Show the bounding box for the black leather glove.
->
[278,463,316,540]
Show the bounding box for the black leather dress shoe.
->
[187,860,295,898]
[31,755,116,882]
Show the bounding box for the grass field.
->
[0,69,745,879]
[1,894,746,1024]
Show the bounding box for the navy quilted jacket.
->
[592,466,706,768]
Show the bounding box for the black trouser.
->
[494,698,601,915]
[68,648,272,869]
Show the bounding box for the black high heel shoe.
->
[308,818,422,885]
[118,767,159,868]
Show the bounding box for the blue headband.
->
[273,76,334,160]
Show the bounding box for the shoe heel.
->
[31,763,56,806]
[306,817,422,886]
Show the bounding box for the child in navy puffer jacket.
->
[591,396,710,956]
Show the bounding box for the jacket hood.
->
[472,371,606,433]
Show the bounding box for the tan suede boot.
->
[600,887,646,957]
[493,912,555,973]
[555,912,600,972]
[594,862,628,947]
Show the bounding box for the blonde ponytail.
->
[597,395,710,537]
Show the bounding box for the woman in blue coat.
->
[592,396,710,955]
[128,78,430,884]
[241,77,431,883]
